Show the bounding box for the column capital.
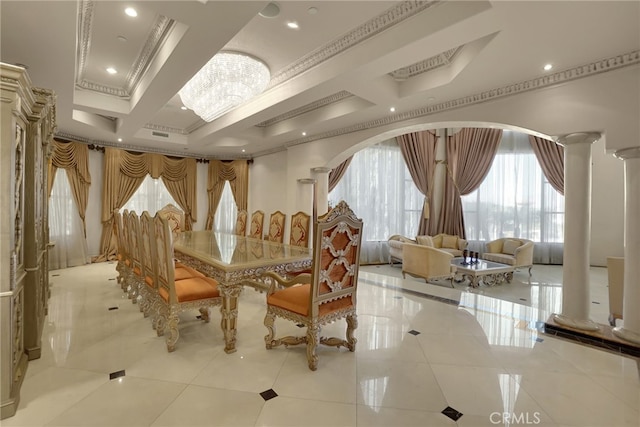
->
[556,132,600,147]
[614,146,640,160]
[311,167,331,174]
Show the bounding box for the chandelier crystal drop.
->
[178,52,270,122]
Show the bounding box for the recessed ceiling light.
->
[117,138,122,142]
[427,96,436,102]
[389,107,396,112]
[543,63,553,71]
[125,7,137,17]
[302,131,307,136]
[308,7,318,15]
[117,35,128,42]
[242,149,246,153]
[181,106,187,110]
[286,21,299,29]
[106,67,117,74]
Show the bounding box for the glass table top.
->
[451,257,513,272]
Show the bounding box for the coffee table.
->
[451,258,515,288]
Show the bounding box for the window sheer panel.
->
[122,175,179,216]
[49,169,90,269]
[214,181,238,233]
[330,140,423,264]
[461,131,564,264]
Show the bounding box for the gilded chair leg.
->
[199,307,210,323]
[264,311,276,349]
[306,324,320,371]
[345,314,358,352]
[166,307,180,352]
[155,305,167,337]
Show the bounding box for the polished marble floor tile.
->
[4,261,638,426]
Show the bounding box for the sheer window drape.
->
[213,181,238,233]
[329,140,423,264]
[462,131,564,264]
[49,169,90,269]
[121,175,179,216]
[206,160,249,230]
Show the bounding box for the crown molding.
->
[267,0,441,88]
[389,46,462,81]
[255,91,354,127]
[75,0,174,99]
[143,123,188,136]
[283,49,640,149]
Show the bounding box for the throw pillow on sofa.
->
[442,235,458,249]
[416,235,434,247]
[502,239,521,255]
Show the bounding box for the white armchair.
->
[401,243,457,287]
[482,238,534,275]
[387,234,416,264]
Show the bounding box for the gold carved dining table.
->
[173,231,312,353]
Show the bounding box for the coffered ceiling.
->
[1,1,639,159]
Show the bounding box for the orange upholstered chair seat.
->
[159,276,220,303]
[267,284,353,316]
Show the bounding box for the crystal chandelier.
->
[178,52,270,122]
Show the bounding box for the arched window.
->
[122,175,179,216]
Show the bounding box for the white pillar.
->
[553,132,601,331]
[613,147,640,344]
[311,167,331,217]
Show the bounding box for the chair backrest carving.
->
[153,213,177,304]
[126,211,143,275]
[249,210,264,239]
[140,211,157,286]
[267,211,286,243]
[289,211,310,248]
[158,204,184,241]
[309,201,363,316]
[235,210,248,236]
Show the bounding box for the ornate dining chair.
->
[152,213,222,352]
[261,201,363,371]
[158,203,185,240]
[235,209,248,236]
[113,209,129,291]
[125,210,144,303]
[267,211,286,243]
[139,211,206,328]
[249,210,265,239]
[289,211,310,248]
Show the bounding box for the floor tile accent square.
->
[260,389,278,401]
[109,370,125,380]
[441,406,463,421]
[108,306,119,311]
[408,330,420,336]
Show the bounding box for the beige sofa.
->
[401,243,457,286]
[388,233,468,264]
[606,256,624,326]
[482,238,534,275]
[415,234,468,257]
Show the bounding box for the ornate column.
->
[311,167,331,217]
[613,147,640,344]
[553,132,601,331]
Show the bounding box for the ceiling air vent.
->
[152,131,169,138]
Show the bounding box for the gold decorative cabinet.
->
[1,63,56,419]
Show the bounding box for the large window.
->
[329,140,423,263]
[461,131,564,264]
[122,175,179,216]
[214,181,238,233]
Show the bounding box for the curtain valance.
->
[205,160,249,230]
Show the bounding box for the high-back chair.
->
[235,209,248,236]
[140,212,206,330]
[152,213,222,352]
[249,210,265,239]
[289,211,310,248]
[261,201,363,371]
[125,210,144,303]
[113,209,129,290]
[267,211,286,243]
[158,203,184,240]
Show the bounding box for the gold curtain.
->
[205,160,249,230]
[94,147,197,262]
[48,140,91,235]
